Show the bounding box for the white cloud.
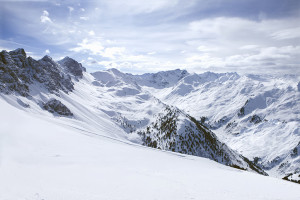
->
[69,38,125,59]
[101,47,126,59]
[45,49,50,54]
[97,61,119,69]
[88,30,95,36]
[80,16,89,21]
[271,27,300,40]
[240,45,260,50]
[185,45,300,74]
[197,45,219,52]
[124,54,149,62]
[188,17,269,42]
[182,17,300,73]
[70,38,104,55]
[40,10,52,23]
[68,6,74,13]
[47,15,300,74]
[186,54,223,67]
[103,0,180,14]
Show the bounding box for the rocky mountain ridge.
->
[0,48,85,97]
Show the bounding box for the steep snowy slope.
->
[1,98,300,200]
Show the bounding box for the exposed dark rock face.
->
[0,49,30,96]
[298,82,300,92]
[137,106,267,175]
[36,55,74,93]
[0,48,84,96]
[43,99,73,116]
[291,142,300,158]
[250,114,262,124]
[58,56,86,78]
[238,100,248,117]
[283,173,300,184]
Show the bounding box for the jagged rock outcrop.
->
[0,49,30,96]
[58,56,86,79]
[0,48,85,96]
[137,106,267,175]
[43,99,73,116]
[35,55,74,93]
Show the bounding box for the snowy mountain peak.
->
[197,71,240,82]
[151,68,188,79]
[133,69,189,88]
[107,68,122,74]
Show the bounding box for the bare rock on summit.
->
[37,55,74,93]
[0,49,30,96]
[58,56,86,78]
[0,48,84,96]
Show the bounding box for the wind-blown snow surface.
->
[1,98,300,200]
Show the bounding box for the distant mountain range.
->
[1,48,299,183]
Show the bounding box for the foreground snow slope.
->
[1,99,300,200]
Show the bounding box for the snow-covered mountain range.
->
[92,63,300,182]
[1,48,300,199]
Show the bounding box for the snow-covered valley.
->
[0,48,300,199]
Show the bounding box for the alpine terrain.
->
[0,48,299,199]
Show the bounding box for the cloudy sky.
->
[1,0,300,74]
